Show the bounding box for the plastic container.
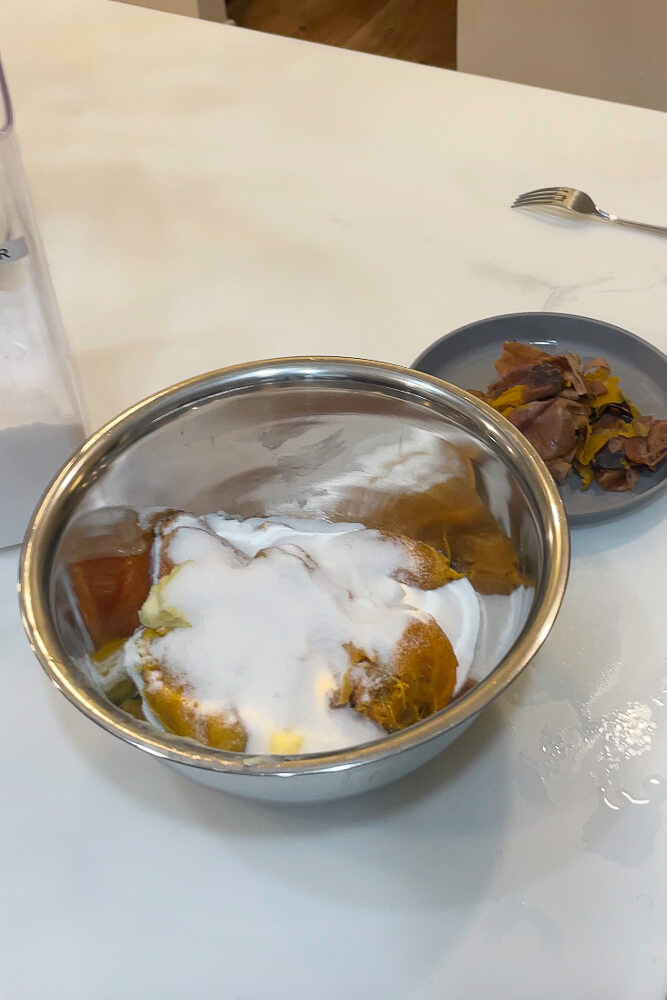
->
[0,58,84,548]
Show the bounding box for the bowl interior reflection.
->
[49,379,542,755]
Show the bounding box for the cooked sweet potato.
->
[332,618,458,732]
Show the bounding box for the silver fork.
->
[512,186,667,238]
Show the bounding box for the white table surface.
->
[1,2,666,998]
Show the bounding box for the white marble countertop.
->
[1,2,666,998]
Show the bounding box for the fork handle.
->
[596,209,667,238]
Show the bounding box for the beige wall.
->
[458,0,667,112]
[118,0,198,14]
[115,0,228,20]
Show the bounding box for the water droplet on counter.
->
[598,776,665,811]
[619,790,651,806]
[583,776,665,866]
[599,786,621,811]
[503,565,666,865]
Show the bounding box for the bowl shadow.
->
[55,694,511,919]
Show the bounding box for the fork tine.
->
[514,189,567,202]
[512,192,567,208]
[515,186,567,199]
[513,200,557,211]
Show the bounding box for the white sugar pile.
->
[125,514,483,754]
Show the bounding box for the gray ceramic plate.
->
[412,312,667,524]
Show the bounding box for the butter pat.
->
[139,565,191,631]
[270,730,304,754]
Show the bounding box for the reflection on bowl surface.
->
[20,358,569,802]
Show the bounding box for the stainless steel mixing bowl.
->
[20,358,569,802]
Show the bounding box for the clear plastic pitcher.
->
[0,59,84,548]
